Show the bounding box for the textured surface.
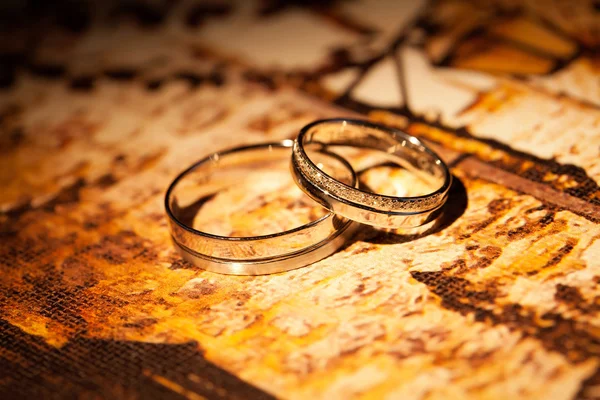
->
[1,1,600,399]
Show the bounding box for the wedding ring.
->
[291,119,452,228]
[165,140,358,275]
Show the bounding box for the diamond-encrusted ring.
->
[165,141,358,275]
[291,119,452,229]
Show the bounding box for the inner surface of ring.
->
[171,146,353,237]
[304,121,446,190]
[167,144,355,261]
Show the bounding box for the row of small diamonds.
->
[292,144,441,213]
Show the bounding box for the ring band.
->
[165,140,358,275]
[291,119,452,228]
